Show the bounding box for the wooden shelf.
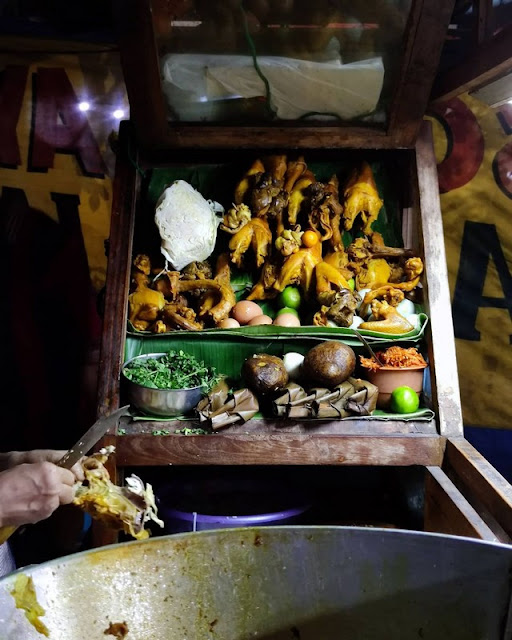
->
[111,415,441,466]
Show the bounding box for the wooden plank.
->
[120,417,437,436]
[424,466,498,540]
[388,0,456,146]
[476,0,494,46]
[414,122,464,437]
[152,125,393,151]
[96,121,138,418]
[113,0,168,151]
[470,71,512,108]
[443,437,512,539]
[115,434,445,466]
[431,23,512,102]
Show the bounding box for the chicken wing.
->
[359,300,414,334]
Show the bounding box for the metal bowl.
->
[121,353,204,417]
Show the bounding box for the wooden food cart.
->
[95,0,512,546]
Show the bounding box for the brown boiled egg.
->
[273,313,301,327]
[232,300,264,325]
[248,314,273,326]
[218,318,241,328]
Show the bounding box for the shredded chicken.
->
[360,346,427,372]
[73,446,164,540]
[10,574,49,637]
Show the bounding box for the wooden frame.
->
[97,119,462,464]
[114,0,455,151]
[432,1,512,102]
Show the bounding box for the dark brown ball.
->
[302,341,356,387]
[242,354,289,395]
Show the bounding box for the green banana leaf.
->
[124,334,427,386]
[127,312,428,346]
[128,408,435,423]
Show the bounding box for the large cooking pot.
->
[0,527,511,639]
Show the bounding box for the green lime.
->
[347,278,355,291]
[278,286,302,310]
[390,386,420,414]
[276,306,299,318]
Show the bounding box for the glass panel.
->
[150,0,412,127]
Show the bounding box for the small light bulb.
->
[78,101,90,112]
[113,109,125,119]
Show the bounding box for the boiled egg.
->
[396,299,415,317]
[283,352,305,380]
[350,315,364,329]
[232,300,263,325]
[273,313,301,327]
[405,313,421,330]
[218,318,241,328]
[248,314,273,326]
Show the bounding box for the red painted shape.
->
[493,141,512,199]
[427,98,485,193]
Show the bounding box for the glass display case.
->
[115,0,454,149]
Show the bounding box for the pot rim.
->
[365,364,428,372]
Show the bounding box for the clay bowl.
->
[367,364,427,410]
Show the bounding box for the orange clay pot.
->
[367,365,427,410]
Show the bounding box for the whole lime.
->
[276,306,299,318]
[278,286,302,310]
[390,386,420,414]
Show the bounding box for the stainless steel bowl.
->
[121,353,204,417]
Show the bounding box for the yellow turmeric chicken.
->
[343,162,383,234]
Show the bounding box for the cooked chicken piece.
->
[246,258,280,301]
[284,156,307,192]
[199,253,233,322]
[273,242,322,298]
[133,253,151,276]
[220,203,252,234]
[250,172,284,217]
[360,285,404,317]
[313,288,361,328]
[359,300,414,334]
[73,446,163,540]
[315,260,353,306]
[307,175,344,251]
[355,258,392,291]
[234,159,265,204]
[128,273,166,326]
[275,226,303,256]
[287,170,316,225]
[162,303,204,331]
[176,277,236,324]
[323,250,352,280]
[229,217,272,268]
[181,260,213,281]
[343,161,383,234]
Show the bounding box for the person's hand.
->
[0,462,78,527]
[4,450,84,482]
